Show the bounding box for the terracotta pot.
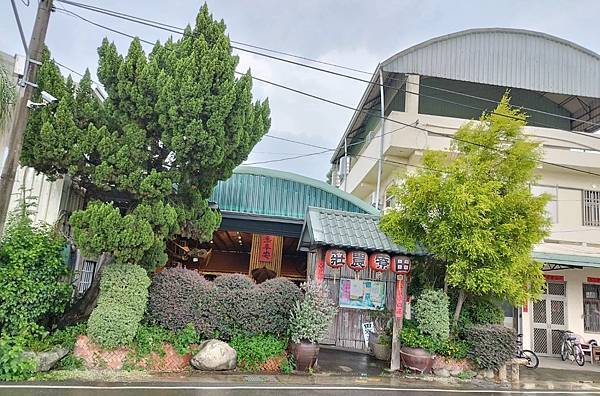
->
[373,343,391,361]
[289,342,320,371]
[399,346,433,373]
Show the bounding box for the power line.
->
[52,5,600,178]
[53,0,600,132]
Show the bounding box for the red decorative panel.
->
[392,255,411,274]
[258,235,275,262]
[544,274,564,282]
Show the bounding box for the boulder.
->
[22,348,68,372]
[433,367,450,377]
[190,340,236,371]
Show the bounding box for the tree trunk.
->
[452,289,467,326]
[57,253,111,328]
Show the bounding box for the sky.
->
[2,0,600,181]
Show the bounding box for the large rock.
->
[190,340,236,371]
[22,347,68,372]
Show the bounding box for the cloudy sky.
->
[2,0,600,180]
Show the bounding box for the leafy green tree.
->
[380,95,549,323]
[21,5,270,323]
[0,187,72,335]
[0,63,14,125]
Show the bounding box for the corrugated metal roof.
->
[299,207,424,255]
[209,166,379,220]
[382,28,600,98]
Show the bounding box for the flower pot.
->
[372,343,391,361]
[289,341,320,371]
[399,346,433,373]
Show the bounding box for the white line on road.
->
[0,385,599,394]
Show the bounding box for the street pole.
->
[0,0,54,235]
[375,66,385,210]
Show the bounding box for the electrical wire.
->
[52,5,600,177]
[53,0,600,132]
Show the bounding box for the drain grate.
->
[243,375,277,383]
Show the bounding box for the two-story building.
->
[330,28,600,357]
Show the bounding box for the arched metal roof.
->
[382,28,600,98]
[210,166,379,220]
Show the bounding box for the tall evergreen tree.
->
[21,5,270,322]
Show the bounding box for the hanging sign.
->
[392,255,411,274]
[369,252,391,272]
[258,235,275,262]
[588,277,600,284]
[544,274,564,282]
[395,275,405,319]
[325,248,346,269]
[346,250,368,272]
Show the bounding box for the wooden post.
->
[390,274,406,371]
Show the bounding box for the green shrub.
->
[48,323,87,350]
[399,319,468,359]
[253,278,302,336]
[0,335,36,381]
[229,332,287,371]
[55,355,85,370]
[288,282,337,344]
[129,323,199,362]
[413,289,450,341]
[87,262,150,349]
[463,298,504,326]
[279,355,295,374]
[0,208,72,335]
[463,324,516,369]
[148,268,210,331]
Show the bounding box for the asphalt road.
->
[2,384,600,396]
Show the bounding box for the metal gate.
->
[531,282,567,356]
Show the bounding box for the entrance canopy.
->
[534,243,600,270]
[298,207,423,255]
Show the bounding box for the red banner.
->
[544,274,564,282]
[316,249,325,284]
[395,275,405,319]
[588,277,600,284]
[258,235,275,262]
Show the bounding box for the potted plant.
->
[288,282,337,371]
[368,310,393,361]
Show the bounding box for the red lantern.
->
[346,250,368,272]
[391,255,411,274]
[369,252,391,272]
[325,248,346,269]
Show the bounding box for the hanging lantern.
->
[392,255,411,274]
[369,252,391,272]
[325,248,346,269]
[346,250,368,272]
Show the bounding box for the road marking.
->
[0,385,599,393]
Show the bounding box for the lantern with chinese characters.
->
[346,250,368,272]
[369,252,391,272]
[325,248,346,269]
[391,255,411,274]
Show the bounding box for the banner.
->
[339,279,386,310]
[258,235,274,262]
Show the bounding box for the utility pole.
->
[375,66,385,210]
[0,0,54,235]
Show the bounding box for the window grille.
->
[78,260,97,294]
[583,284,600,332]
[583,190,600,227]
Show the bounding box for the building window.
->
[78,260,97,294]
[583,190,600,227]
[531,185,558,224]
[583,284,600,332]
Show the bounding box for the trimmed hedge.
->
[413,289,450,341]
[463,324,516,369]
[255,278,303,336]
[148,268,210,331]
[463,298,504,325]
[87,262,151,349]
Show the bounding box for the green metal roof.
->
[533,251,600,269]
[299,207,424,255]
[209,166,379,220]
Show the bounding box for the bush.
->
[413,289,450,341]
[127,323,199,365]
[254,278,302,336]
[0,335,36,381]
[288,282,337,344]
[229,332,288,371]
[463,324,516,369]
[399,319,468,359]
[0,208,72,335]
[462,298,504,326]
[87,262,150,349]
[148,268,210,331]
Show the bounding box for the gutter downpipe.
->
[375,65,385,210]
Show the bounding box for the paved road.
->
[2,384,600,396]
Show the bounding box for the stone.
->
[483,369,495,380]
[449,368,462,377]
[22,347,68,372]
[433,367,450,377]
[497,364,508,383]
[190,339,236,371]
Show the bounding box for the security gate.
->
[531,281,567,356]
